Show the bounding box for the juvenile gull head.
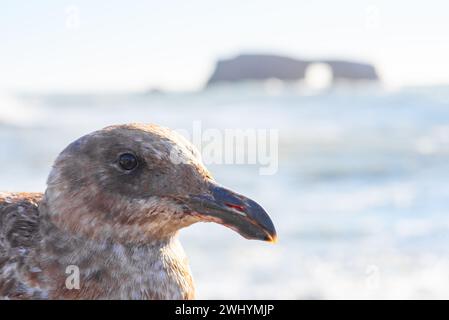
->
[45,123,277,244]
[0,123,277,299]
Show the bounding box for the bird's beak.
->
[188,182,277,243]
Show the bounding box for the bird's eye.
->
[118,153,138,171]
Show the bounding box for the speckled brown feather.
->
[0,193,195,300]
[0,192,45,299]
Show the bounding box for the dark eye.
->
[118,153,138,171]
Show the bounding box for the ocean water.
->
[1,84,449,299]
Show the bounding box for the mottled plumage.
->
[0,124,276,299]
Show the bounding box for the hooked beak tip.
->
[266,233,278,244]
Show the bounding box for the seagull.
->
[0,124,276,299]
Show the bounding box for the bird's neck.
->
[35,206,195,299]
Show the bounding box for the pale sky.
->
[1,0,448,92]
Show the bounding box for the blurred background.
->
[1,0,449,299]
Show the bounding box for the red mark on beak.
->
[225,203,246,213]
